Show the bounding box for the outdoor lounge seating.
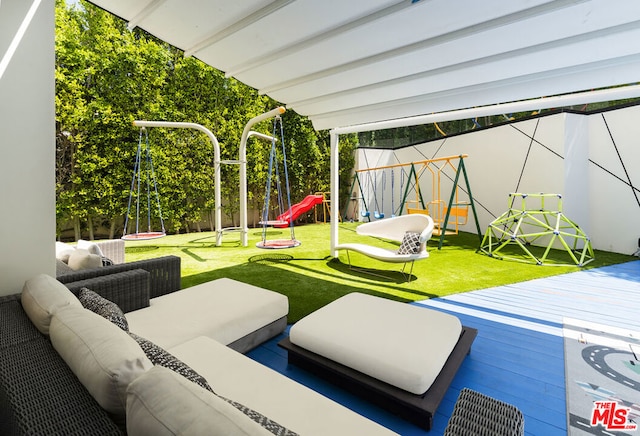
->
[0,274,397,435]
[335,214,435,280]
[279,292,477,431]
[55,239,181,306]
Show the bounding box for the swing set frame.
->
[345,155,482,249]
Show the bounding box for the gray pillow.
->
[78,288,129,332]
[56,259,74,276]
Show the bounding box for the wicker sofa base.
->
[0,295,123,435]
[444,388,524,435]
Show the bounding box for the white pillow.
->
[55,241,76,263]
[50,306,152,415]
[77,239,105,257]
[21,274,82,335]
[67,248,103,271]
[126,366,272,436]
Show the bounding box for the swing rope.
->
[257,116,299,249]
[373,170,385,219]
[360,172,371,218]
[122,128,166,240]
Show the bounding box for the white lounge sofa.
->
[20,274,397,435]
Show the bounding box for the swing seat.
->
[256,239,301,249]
[121,231,166,241]
[335,214,434,281]
[374,211,385,219]
[259,220,289,227]
[360,210,370,218]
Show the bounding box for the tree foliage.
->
[55,0,354,239]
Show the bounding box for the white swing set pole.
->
[132,120,223,245]
[239,106,286,246]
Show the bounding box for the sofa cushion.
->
[68,248,103,271]
[126,278,288,349]
[169,336,397,436]
[128,332,213,393]
[126,366,274,436]
[21,274,82,335]
[49,305,152,415]
[78,287,129,332]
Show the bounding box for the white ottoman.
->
[280,292,477,431]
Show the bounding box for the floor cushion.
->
[289,292,462,395]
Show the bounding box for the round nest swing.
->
[255,239,301,249]
[121,231,166,241]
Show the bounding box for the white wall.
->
[0,0,56,296]
[355,107,640,255]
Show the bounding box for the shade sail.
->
[86,0,640,130]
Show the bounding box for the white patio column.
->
[330,130,340,257]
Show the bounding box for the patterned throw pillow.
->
[129,333,214,393]
[101,256,114,267]
[78,288,129,332]
[219,396,300,436]
[397,231,421,255]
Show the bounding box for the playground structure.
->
[312,192,339,224]
[133,107,284,247]
[271,194,325,228]
[479,193,595,266]
[346,154,481,248]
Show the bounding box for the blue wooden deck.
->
[247,260,640,435]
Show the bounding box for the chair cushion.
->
[49,305,152,415]
[126,366,275,436]
[79,288,129,332]
[21,274,82,335]
[68,248,103,271]
[77,239,105,257]
[55,241,76,263]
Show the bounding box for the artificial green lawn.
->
[123,222,635,323]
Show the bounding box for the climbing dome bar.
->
[479,193,594,266]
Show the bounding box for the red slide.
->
[274,194,324,227]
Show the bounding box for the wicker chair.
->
[57,256,181,312]
[444,388,524,436]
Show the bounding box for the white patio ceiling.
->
[86,0,640,131]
